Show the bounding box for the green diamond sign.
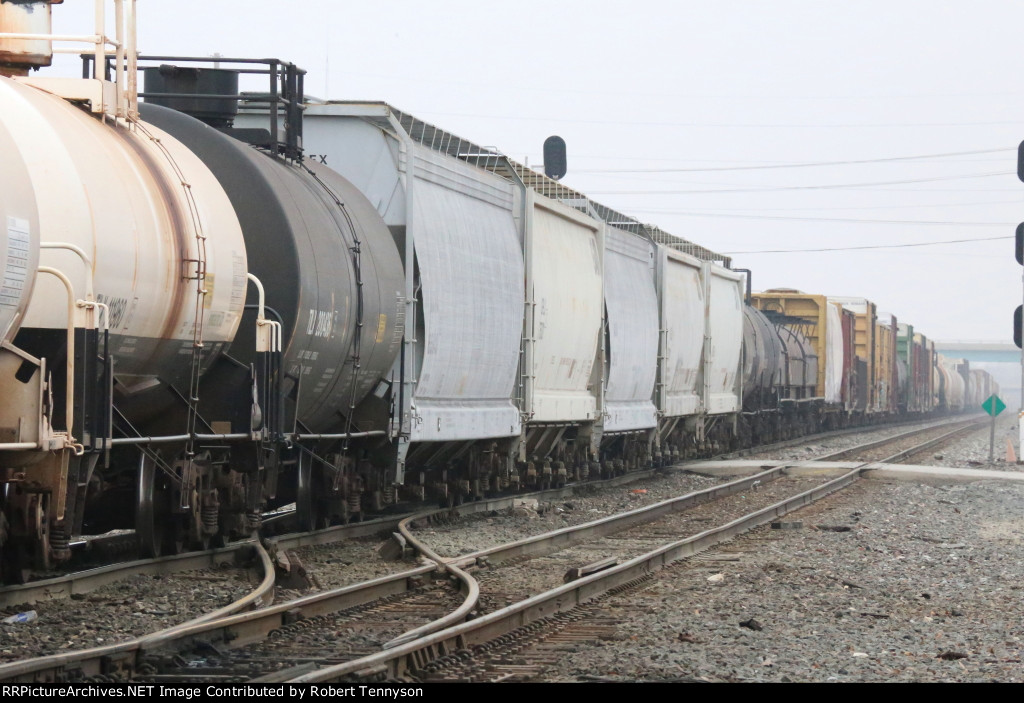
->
[982,394,1006,417]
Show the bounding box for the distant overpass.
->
[935,341,1021,407]
[934,342,1021,364]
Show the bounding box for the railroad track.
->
[0,414,974,609]
[0,415,984,682]
[291,415,988,683]
[815,415,988,464]
[0,543,275,680]
[139,583,467,683]
[0,544,261,610]
[0,469,658,610]
[719,413,986,461]
[468,474,837,620]
[0,512,412,610]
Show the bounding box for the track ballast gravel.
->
[0,565,255,663]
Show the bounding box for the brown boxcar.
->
[914,332,936,411]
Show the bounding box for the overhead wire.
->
[573,148,1013,173]
[337,70,1024,102]
[585,170,1015,195]
[724,235,1012,254]
[621,212,1013,226]
[630,198,1024,213]
[416,109,1024,130]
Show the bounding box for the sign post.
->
[1015,138,1024,459]
[983,394,1006,463]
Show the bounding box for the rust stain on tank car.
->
[109,124,192,347]
[0,1,57,76]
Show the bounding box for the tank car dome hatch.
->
[0,1,62,77]
[143,65,240,128]
[139,102,405,433]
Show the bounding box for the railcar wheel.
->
[0,501,28,585]
[295,450,320,532]
[1,490,51,583]
[136,454,162,558]
[136,453,183,557]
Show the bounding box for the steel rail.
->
[813,416,987,463]
[0,543,253,608]
[863,418,990,464]
[137,565,439,656]
[159,539,276,627]
[396,415,983,575]
[0,465,792,682]
[269,466,671,551]
[383,512,480,647]
[0,468,787,682]
[0,542,274,682]
[380,464,789,650]
[720,413,986,461]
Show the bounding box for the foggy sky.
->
[45,1,1024,345]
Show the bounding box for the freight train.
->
[0,3,998,581]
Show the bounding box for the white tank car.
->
[0,69,249,575]
[0,113,39,344]
[0,76,248,426]
[0,109,42,454]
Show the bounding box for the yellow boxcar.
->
[751,290,848,404]
[874,314,897,413]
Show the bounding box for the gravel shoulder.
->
[919,414,1022,472]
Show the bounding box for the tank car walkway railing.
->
[3,0,139,119]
